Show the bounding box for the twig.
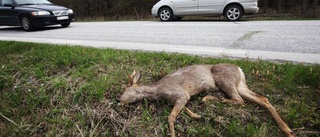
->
[0,112,20,128]
[90,115,107,137]
[292,127,305,131]
[121,106,140,133]
[76,124,85,137]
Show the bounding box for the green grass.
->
[0,41,319,137]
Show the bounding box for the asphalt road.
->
[0,21,320,64]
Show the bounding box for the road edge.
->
[1,37,319,64]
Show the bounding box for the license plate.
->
[57,16,69,20]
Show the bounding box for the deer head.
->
[119,70,142,104]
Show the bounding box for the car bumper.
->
[30,14,75,27]
[151,7,158,17]
[242,2,259,15]
[244,7,259,15]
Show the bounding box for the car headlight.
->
[31,11,50,16]
[68,9,74,14]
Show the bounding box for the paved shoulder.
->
[0,21,319,64]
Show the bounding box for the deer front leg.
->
[185,107,201,119]
[202,95,219,103]
[202,94,245,107]
[168,101,186,137]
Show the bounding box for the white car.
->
[151,0,259,21]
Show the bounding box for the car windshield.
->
[15,0,52,5]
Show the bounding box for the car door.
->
[0,0,7,25]
[198,0,226,15]
[0,0,19,25]
[173,0,198,16]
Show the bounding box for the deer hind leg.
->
[237,82,295,137]
[219,84,245,105]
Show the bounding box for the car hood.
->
[19,4,68,11]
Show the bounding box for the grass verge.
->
[0,41,319,136]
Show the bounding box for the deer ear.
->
[128,70,141,86]
[132,71,141,85]
[128,74,133,86]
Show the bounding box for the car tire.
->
[61,23,70,27]
[224,5,243,21]
[21,16,34,31]
[159,7,173,21]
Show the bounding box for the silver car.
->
[151,0,259,21]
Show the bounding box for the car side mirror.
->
[4,4,14,8]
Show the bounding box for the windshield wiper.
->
[19,3,36,5]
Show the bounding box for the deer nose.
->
[120,102,124,106]
[118,99,126,106]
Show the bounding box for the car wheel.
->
[21,16,34,31]
[61,23,70,27]
[224,5,243,21]
[159,7,173,21]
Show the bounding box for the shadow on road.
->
[0,25,70,32]
[152,19,251,23]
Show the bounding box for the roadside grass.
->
[0,41,319,137]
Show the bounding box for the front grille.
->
[53,10,68,16]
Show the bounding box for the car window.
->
[2,0,13,6]
[15,0,51,5]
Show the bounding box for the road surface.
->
[0,21,320,64]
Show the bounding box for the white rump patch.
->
[238,67,246,82]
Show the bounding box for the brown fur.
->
[120,63,295,137]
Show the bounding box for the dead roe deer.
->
[119,63,295,137]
